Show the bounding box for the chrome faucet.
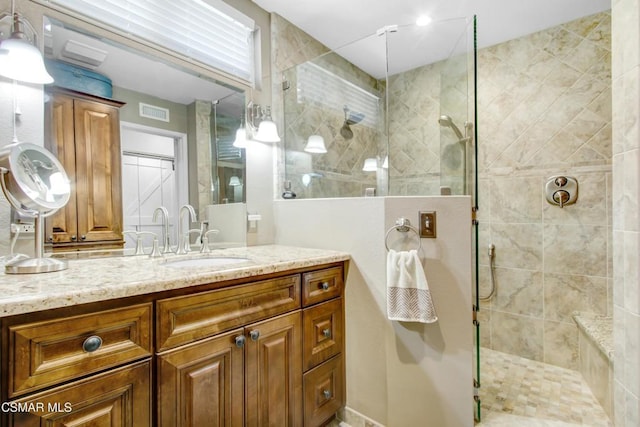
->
[152,206,172,253]
[176,204,197,255]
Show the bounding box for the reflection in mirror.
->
[282,18,473,199]
[39,16,246,253]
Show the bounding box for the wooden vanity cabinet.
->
[0,262,346,427]
[45,87,125,251]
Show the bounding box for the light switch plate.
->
[419,211,437,238]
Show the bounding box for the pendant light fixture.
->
[0,12,53,84]
[253,106,280,143]
[304,135,327,153]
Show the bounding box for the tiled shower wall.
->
[611,0,640,424]
[477,11,612,369]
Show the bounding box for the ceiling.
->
[253,0,611,76]
[39,0,612,110]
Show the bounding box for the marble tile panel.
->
[624,311,640,397]
[492,267,543,317]
[543,28,584,59]
[544,319,579,369]
[490,223,543,271]
[563,11,609,40]
[623,231,640,314]
[543,224,607,276]
[544,273,608,322]
[578,326,612,416]
[623,150,639,232]
[489,176,542,223]
[491,311,544,361]
[562,38,610,74]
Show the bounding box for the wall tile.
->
[491,311,544,361]
[543,224,608,276]
[544,273,608,322]
[544,319,579,369]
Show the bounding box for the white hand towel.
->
[386,249,438,323]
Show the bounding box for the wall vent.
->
[139,103,170,122]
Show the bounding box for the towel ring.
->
[385,217,422,252]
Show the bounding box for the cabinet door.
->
[73,98,124,245]
[245,311,303,427]
[8,359,151,427]
[157,328,245,427]
[45,93,78,244]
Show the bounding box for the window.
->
[49,0,256,84]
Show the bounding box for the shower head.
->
[438,115,465,140]
[340,106,365,139]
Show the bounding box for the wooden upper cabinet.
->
[45,88,125,250]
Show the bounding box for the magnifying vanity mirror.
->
[0,142,70,273]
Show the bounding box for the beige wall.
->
[476,11,612,370]
[274,196,474,427]
[611,0,640,424]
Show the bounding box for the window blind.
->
[49,0,256,83]
[296,62,381,128]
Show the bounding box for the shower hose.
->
[479,244,496,301]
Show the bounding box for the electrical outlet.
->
[11,223,35,234]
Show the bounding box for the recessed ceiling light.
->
[416,15,432,27]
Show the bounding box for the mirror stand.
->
[0,142,70,274]
[3,211,67,274]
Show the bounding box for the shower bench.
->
[573,311,613,419]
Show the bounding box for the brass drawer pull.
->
[82,335,103,353]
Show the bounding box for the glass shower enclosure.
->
[282,16,480,420]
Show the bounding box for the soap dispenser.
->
[282,180,296,199]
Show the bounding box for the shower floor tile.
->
[477,347,612,426]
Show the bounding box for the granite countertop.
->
[0,245,350,318]
[572,311,614,361]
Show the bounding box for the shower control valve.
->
[545,175,578,208]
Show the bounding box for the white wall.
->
[274,196,474,427]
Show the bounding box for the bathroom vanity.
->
[0,245,349,426]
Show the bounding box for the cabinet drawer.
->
[302,266,343,307]
[303,298,343,371]
[9,359,151,427]
[303,355,345,427]
[157,274,301,351]
[8,303,152,397]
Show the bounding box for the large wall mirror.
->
[39,15,247,252]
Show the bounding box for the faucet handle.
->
[136,231,158,256]
[148,236,163,258]
[200,229,220,253]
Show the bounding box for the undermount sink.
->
[163,256,251,269]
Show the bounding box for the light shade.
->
[0,38,54,84]
[0,13,53,85]
[232,127,249,148]
[304,135,327,153]
[362,158,377,172]
[254,119,281,143]
[229,176,242,186]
